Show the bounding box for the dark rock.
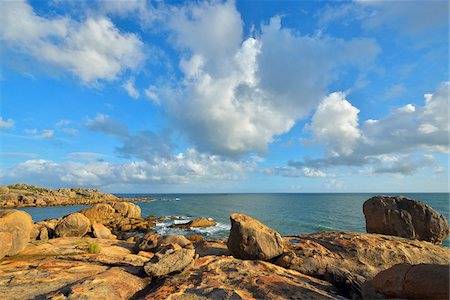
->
[363,195,449,244]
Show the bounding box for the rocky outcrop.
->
[364,263,450,299]
[0,183,153,208]
[275,232,450,298]
[55,213,90,237]
[363,195,449,244]
[0,232,13,259]
[0,237,151,300]
[0,210,33,256]
[135,234,193,252]
[227,213,284,260]
[142,255,346,300]
[170,218,216,229]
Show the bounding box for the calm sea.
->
[19,193,450,246]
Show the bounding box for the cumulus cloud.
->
[290,82,449,176]
[123,78,140,99]
[162,2,379,157]
[263,166,327,178]
[0,0,144,83]
[0,117,15,129]
[305,92,361,156]
[1,149,251,188]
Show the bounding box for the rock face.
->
[55,213,90,237]
[227,213,284,260]
[363,195,449,244]
[144,248,195,277]
[0,210,33,256]
[275,231,450,298]
[142,255,346,300]
[366,264,450,299]
[0,232,13,259]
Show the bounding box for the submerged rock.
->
[170,218,216,229]
[363,195,449,244]
[0,210,33,256]
[227,213,284,260]
[55,213,90,237]
[365,263,450,299]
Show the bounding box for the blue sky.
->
[0,0,448,193]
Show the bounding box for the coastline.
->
[1,186,449,299]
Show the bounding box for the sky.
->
[0,0,448,193]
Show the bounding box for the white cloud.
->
[0,117,15,129]
[384,83,405,100]
[55,119,71,127]
[24,128,55,139]
[1,149,251,188]
[61,128,79,136]
[0,0,145,83]
[306,92,361,156]
[290,82,450,176]
[144,85,160,104]
[123,78,140,99]
[162,2,379,156]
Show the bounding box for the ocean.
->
[19,193,450,246]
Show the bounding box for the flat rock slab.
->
[141,255,346,299]
[0,237,151,300]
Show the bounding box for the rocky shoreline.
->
[0,184,154,208]
[0,193,449,299]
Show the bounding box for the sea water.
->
[19,193,449,246]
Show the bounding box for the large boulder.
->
[363,195,449,244]
[275,232,450,299]
[0,210,33,256]
[143,248,195,277]
[55,213,90,237]
[366,264,449,299]
[227,213,284,260]
[111,202,141,218]
[81,204,116,224]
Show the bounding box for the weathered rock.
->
[112,201,141,218]
[366,263,450,299]
[0,210,33,256]
[92,223,114,239]
[135,233,161,252]
[55,213,90,237]
[81,203,116,224]
[159,234,192,248]
[187,234,205,242]
[227,213,284,260]
[275,232,450,298]
[142,255,346,299]
[363,195,449,244]
[0,232,13,259]
[143,248,195,277]
[0,186,9,194]
[48,267,147,300]
[170,218,216,229]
